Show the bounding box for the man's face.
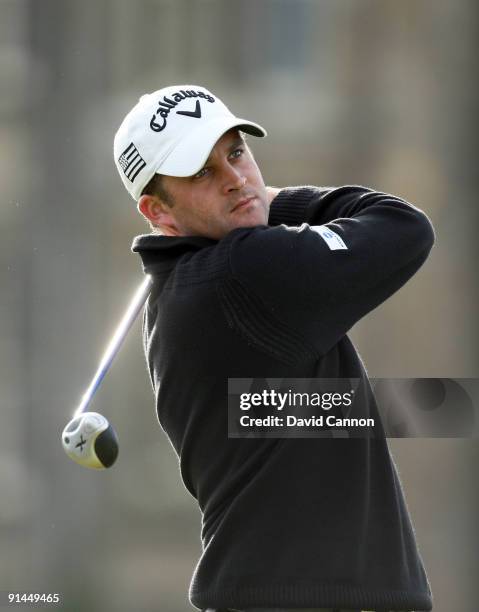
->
[154,129,269,240]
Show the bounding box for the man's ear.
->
[137,194,180,235]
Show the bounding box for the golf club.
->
[62,275,153,469]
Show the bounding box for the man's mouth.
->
[231,196,256,212]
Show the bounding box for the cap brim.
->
[155,116,267,178]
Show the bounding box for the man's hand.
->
[266,186,281,205]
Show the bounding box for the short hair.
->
[141,173,175,207]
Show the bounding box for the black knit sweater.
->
[132,185,435,611]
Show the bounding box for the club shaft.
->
[74,275,153,417]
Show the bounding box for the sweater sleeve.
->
[268,185,331,227]
[226,185,435,357]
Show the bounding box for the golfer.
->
[114,85,434,612]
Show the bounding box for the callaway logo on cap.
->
[113,84,267,200]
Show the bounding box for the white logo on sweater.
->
[312,225,348,250]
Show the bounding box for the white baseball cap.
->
[113,84,267,200]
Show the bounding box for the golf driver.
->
[62,275,153,469]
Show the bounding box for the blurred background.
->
[1,0,478,610]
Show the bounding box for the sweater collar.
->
[132,233,216,252]
[131,233,218,274]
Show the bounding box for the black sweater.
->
[132,185,435,612]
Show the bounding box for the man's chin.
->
[226,216,264,235]
[229,204,268,229]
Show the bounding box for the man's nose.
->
[222,163,246,193]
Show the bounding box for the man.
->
[114,85,434,612]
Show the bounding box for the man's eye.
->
[230,147,244,159]
[194,167,209,179]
